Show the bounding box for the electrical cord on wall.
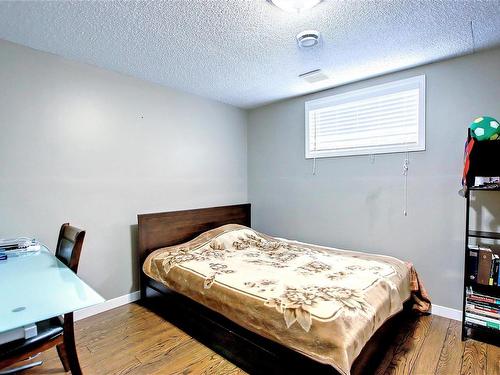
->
[470,20,476,54]
[403,151,409,216]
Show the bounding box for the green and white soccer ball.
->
[470,116,500,141]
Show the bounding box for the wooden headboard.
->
[137,203,251,264]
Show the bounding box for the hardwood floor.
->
[21,303,499,375]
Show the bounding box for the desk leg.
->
[62,313,82,375]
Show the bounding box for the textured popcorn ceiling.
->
[0,1,499,108]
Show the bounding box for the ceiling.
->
[0,1,499,109]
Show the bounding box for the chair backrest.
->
[55,223,85,274]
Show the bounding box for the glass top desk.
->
[0,245,104,337]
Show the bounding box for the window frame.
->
[304,75,426,159]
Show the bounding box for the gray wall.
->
[248,47,500,310]
[0,40,247,299]
[2,36,499,311]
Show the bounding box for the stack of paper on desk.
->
[0,237,40,256]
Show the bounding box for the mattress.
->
[143,225,430,375]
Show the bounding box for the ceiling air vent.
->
[299,69,329,84]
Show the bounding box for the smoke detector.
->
[299,69,329,84]
[296,30,320,48]
[270,0,322,13]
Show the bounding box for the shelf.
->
[469,186,500,192]
[463,143,500,346]
[465,324,500,346]
[468,230,500,240]
[464,322,500,335]
[466,282,500,298]
[464,322,500,334]
[465,137,500,188]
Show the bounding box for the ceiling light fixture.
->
[270,0,322,13]
[296,30,320,48]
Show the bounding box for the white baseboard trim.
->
[432,304,462,321]
[74,290,141,321]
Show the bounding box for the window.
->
[305,75,425,158]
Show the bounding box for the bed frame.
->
[137,203,414,375]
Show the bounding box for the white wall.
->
[0,40,248,299]
[248,47,500,311]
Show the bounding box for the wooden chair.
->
[0,223,85,374]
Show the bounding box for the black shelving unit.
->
[462,188,500,345]
[462,136,500,345]
[468,229,500,241]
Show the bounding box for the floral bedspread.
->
[143,225,430,374]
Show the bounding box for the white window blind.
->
[305,75,425,158]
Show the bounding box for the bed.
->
[137,204,430,375]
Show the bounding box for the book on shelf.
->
[494,257,500,286]
[465,316,500,331]
[469,247,479,281]
[466,304,500,319]
[478,247,493,285]
[467,246,500,286]
[466,287,500,305]
[466,312,500,325]
[466,300,500,315]
[490,254,500,286]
